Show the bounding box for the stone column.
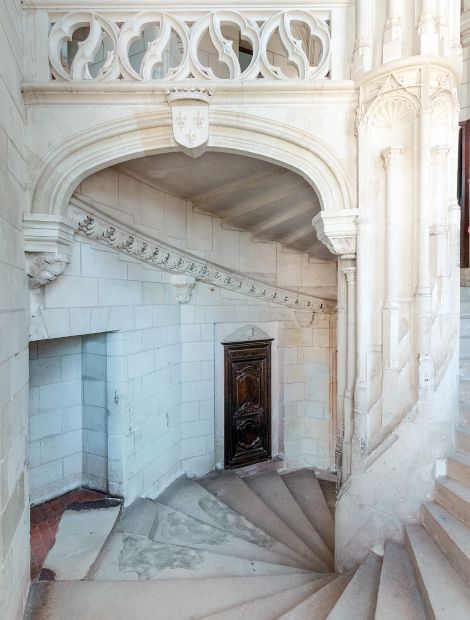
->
[353,0,372,74]
[341,258,357,484]
[419,0,438,54]
[416,101,434,392]
[383,0,402,63]
[381,147,402,420]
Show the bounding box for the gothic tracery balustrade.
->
[47,9,331,82]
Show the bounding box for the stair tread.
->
[278,570,355,620]
[405,524,470,619]
[437,476,470,505]
[200,472,327,570]
[201,575,336,620]
[449,451,470,464]
[145,501,308,569]
[422,501,470,584]
[243,471,333,566]
[43,502,121,581]
[374,541,425,620]
[325,551,382,619]
[157,476,309,568]
[93,531,317,581]
[25,575,320,620]
[281,469,335,553]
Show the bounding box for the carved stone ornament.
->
[48,10,331,83]
[68,199,334,314]
[23,213,76,288]
[312,209,359,258]
[27,253,70,289]
[171,274,196,304]
[167,88,212,150]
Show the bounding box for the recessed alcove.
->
[29,334,108,505]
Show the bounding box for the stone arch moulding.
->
[29,109,354,220]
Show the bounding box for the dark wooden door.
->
[223,339,273,469]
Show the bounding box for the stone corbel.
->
[23,214,76,288]
[312,209,359,258]
[171,274,196,304]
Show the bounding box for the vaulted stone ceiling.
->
[118,152,332,261]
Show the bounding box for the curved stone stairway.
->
[27,457,470,620]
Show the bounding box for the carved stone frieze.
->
[48,10,331,83]
[68,202,334,314]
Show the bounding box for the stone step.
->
[147,501,308,569]
[456,425,470,452]
[460,287,470,300]
[447,451,470,487]
[200,472,327,570]
[374,541,425,620]
[461,317,470,337]
[421,501,470,586]
[405,523,470,619]
[42,499,122,581]
[201,575,336,620]
[325,551,382,619]
[459,358,470,378]
[435,476,470,527]
[244,471,333,567]
[25,574,321,620]
[93,531,317,581]
[281,469,335,553]
[278,570,355,620]
[158,476,310,569]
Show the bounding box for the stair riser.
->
[461,300,470,313]
[447,457,470,487]
[435,483,470,528]
[456,430,470,453]
[421,506,470,587]
[403,529,435,620]
[460,406,470,425]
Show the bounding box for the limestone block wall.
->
[29,337,83,504]
[28,333,109,505]
[0,2,30,619]
[29,165,337,505]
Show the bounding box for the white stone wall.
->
[82,334,108,491]
[29,337,83,504]
[29,333,109,504]
[0,2,29,619]
[29,165,336,505]
[462,8,470,122]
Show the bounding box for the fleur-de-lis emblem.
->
[176,111,186,130]
[193,110,205,128]
[185,130,196,146]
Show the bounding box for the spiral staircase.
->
[26,291,470,619]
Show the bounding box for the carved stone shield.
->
[171,105,209,149]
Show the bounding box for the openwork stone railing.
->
[48,9,331,81]
[68,201,333,313]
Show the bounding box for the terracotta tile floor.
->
[30,488,107,581]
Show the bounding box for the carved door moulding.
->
[223,339,273,469]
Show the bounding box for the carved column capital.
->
[312,209,359,258]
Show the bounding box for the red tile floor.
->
[30,488,107,581]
